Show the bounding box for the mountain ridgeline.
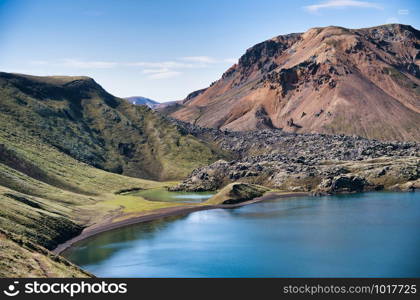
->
[172,24,420,142]
[0,72,226,181]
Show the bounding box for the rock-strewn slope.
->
[170,120,420,193]
[172,119,419,159]
[173,156,419,194]
[172,24,420,141]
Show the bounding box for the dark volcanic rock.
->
[328,175,370,193]
[167,118,420,193]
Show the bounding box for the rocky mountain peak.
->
[171,24,420,141]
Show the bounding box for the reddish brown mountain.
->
[172,24,420,141]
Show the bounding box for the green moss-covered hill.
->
[0,72,226,181]
[0,72,228,277]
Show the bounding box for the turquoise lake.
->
[63,192,420,277]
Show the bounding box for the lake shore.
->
[64,191,420,278]
[53,191,309,255]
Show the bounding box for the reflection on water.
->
[129,188,214,203]
[63,192,420,277]
[172,194,213,199]
[64,215,188,266]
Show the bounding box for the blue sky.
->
[0,0,418,101]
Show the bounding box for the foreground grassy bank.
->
[0,130,182,277]
[0,101,187,276]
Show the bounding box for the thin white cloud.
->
[224,58,237,64]
[143,68,171,74]
[398,9,409,15]
[142,67,183,80]
[30,60,49,65]
[30,57,233,70]
[60,59,118,69]
[305,0,383,13]
[28,56,234,80]
[182,56,237,65]
[386,17,399,24]
[142,68,180,79]
[148,71,182,80]
[181,56,217,64]
[30,59,194,70]
[131,61,196,69]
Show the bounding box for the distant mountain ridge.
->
[125,96,159,108]
[172,24,420,142]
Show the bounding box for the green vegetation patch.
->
[129,188,215,203]
[0,72,227,181]
[384,67,420,95]
[0,229,91,278]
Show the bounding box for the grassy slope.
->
[0,72,228,277]
[0,121,176,276]
[0,72,226,180]
[0,230,91,278]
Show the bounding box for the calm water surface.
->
[129,188,214,203]
[63,192,420,277]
